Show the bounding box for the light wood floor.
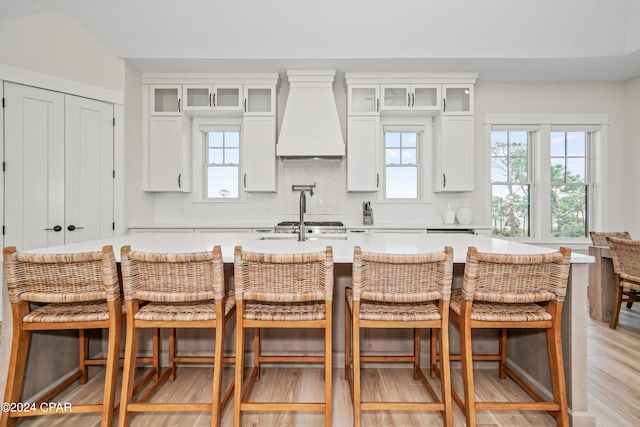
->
[12,305,640,427]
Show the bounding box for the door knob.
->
[45,225,62,232]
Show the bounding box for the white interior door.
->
[64,95,114,244]
[4,82,65,249]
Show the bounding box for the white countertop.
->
[27,232,593,264]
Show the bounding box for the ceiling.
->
[2,0,640,82]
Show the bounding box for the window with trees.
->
[383,130,420,199]
[491,130,531,237]
[550,131,589,238]
[205,128,240,199]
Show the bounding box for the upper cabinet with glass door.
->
[442,84,474,115]
[348,85,380,115]
[182,85,243,112]
[381,84,440,112]
[151,85,182,116]
[243,85,276,116]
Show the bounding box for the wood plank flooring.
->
[12,305,640,426]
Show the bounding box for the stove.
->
[275,221,346,235]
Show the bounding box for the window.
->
[491,130,531,237]
[383,131,419,199]
[205,129,240,199]
[550,131,589,238]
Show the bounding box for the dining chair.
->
[589,231,631,246]
[345,246,454,426]
[444,246,572,427]
[118,245,235,427]
[606,236,640,329]
[233,246,334,427]
[2,246,121,427]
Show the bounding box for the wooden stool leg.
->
[152,327,161,381]
[499,328,507,379]
[345,296,351,380]
[439,324,453,427]
[547,302,569,427]
[169,327,176,381]
[324,301,333,427]
[118,312,139,427]
[1,317,30,427]
[460,306,477,427]
[233,302,245,427]
[430,328,438,378]
[79,329,89,384]
[353,303,362,427]
[413,328,420,380]
[101,311,122,427]
[211,310,225,427]
[253,327,260,380]
[610,282,623,329]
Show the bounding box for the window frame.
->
[485,115,607,244]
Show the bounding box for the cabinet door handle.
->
[407,92,411,107]
[209,92,213,107]
[67,225,84,231]
[411,93,415,107]
[244,173,247,188]
[376,173,379,188]
[442,98,446,112]
[178,173,182,188]
[244,99,247,113]
[443,173,446,188]
[178,98,181,113]
[376,98,379,112]
[45,225,62,232]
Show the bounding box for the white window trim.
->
[377,118,433,204]
[484,114,608,245]
[191,117,247,203]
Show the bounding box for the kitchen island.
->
[0,232,595,426]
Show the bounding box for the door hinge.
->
[112,170,115,178]
[2,225,5,235]
[2,162,5,172]
[112,117,115,126]
[2,97,5,108]
[112,222,115,230]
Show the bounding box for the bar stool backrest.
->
[120,246,225,303]
[606,237,640,281]
[352,246,453,303]
[233,246,334,303]
[590,231,631,246]
[3,246,119,304]
[462,247,572,303]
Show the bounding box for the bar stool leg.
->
[233,301,245,427]
[439,324,453,427]
[610,281,623,329]
[430,328,438,378]
[101,312,122,427]
[168,327,176,381]
[460,306,477,427]
[118,310,139,427]
[324,301,333,427]
[211,306,225,427]
[353,303,362,427]
[1,316,30,427]
[253,328,260,380]
[79,329,89,384]
[498,328,507,379]
[413,328,420,380]
[345,297,351,380]
[547,301,569,427]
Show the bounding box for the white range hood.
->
[277,70,345,159]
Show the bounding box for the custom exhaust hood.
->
[277,70,345,159]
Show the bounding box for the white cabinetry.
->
[347,116,380,192]
[434,116,474,192]
[243,116,277,192]
[380,84,440,112]
[143,74,278,193]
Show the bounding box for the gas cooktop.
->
[275,221,346,234]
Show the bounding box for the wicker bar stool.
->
[118,246,235,427]
[1,246,121,427]
[437,246,572,427]
[233,246,334,427]
[606,236,640,329]
[345,246,454,427]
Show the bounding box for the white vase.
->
[442,203,456,224]
[456,207,473,225]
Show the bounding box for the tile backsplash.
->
[281,159,343,215]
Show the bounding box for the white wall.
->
[624,76,640,236]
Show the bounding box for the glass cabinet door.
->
[244,85,275,116]
[183,85,211,111]
[412,85,441,110]
[348,85,379,115]
[213,85,242,110]
[381,85,410,110]
[442,84,473,114]
[151,85,182,115]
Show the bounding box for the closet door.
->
[64,95,114,244]
[4,83,65,249]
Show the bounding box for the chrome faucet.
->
[292,183,316,241]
